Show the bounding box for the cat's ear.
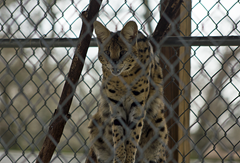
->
[94,21,110,43]
[121,21,138,43]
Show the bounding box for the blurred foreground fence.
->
[0,0,240,163]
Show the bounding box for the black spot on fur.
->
[113,119,122,126]
[134,68,141,74]
[164,134,168,139]
[116,133,119,137]
[138,122,142,127]
[132,90,140,96]
[159,127,165,132]
[126,140,129,145]
[145,87,148,92]
[155,118,163,123]
[129,122,136,130]
[108,97,118,103]
[136,135,139,139]
[138,47,150,53]
[131,102,137,108]
[108,97,123,107]
[158,74,162,79]
[146,128,152,137]
[108,89,116,93]
[97,138,104,144]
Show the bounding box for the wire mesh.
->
[0,0,240,162]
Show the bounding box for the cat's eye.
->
[120,50,127,58]
[104,50,110,56]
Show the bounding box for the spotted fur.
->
[86,21,168,163]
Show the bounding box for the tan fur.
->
[86,21,168,163]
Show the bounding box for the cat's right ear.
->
[94,21,110,43]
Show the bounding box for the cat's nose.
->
[111,59,118,64]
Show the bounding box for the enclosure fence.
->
[0,0,240,163]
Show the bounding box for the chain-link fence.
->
[0,0,240,162]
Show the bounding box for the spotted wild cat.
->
[86,21,168,163]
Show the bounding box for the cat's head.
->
[94,21,138,76]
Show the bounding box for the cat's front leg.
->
[109,101,127,163]
[125,101,146,163]
[124,75,149,163]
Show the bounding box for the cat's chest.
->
[105,79,128,97]
[104,76,148,99]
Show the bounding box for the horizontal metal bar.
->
[0,36,240,48]
[160,36,240,47]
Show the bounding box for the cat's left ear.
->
[121,21,138,44]
[94,21,111,43]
